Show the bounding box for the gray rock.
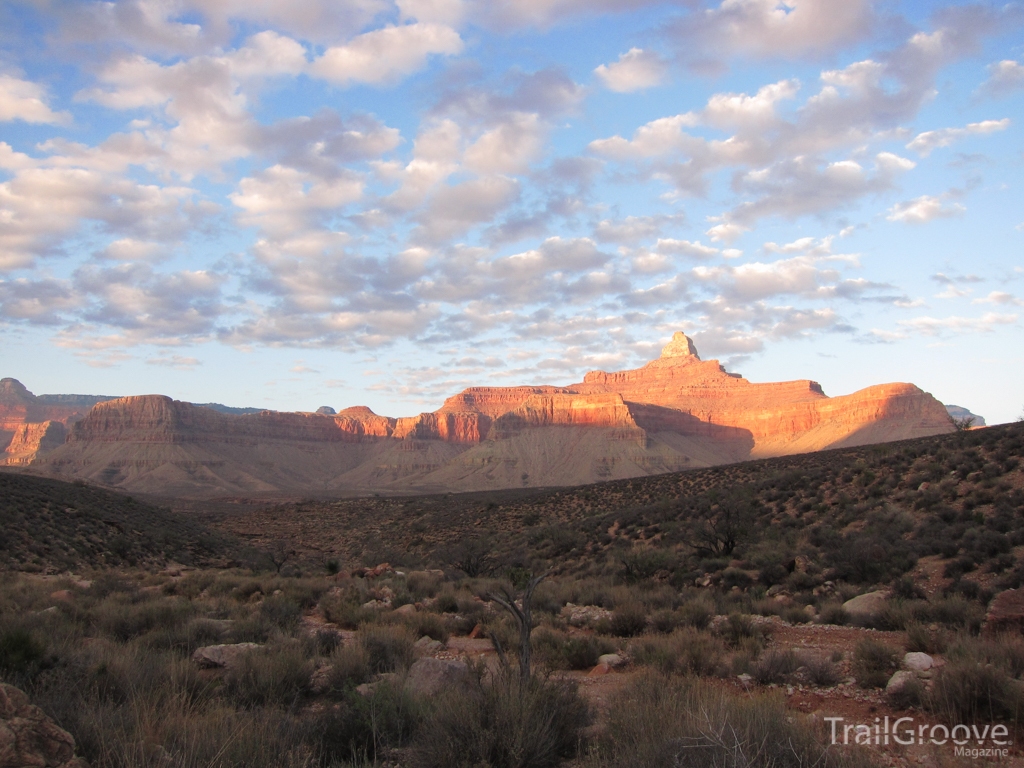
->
[598,653,626,669]
[414,636,443,655]
[191,643,262,669]
[404,658,469,697]
[842,591,888,624]
[885,670,917,694]
[902,652,933,672]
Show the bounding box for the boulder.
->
[404,658,469,697]
[561,603,612,626]
[902,652,933,672]
[191,643,262,669]
[0,683,89,768]
[49,590,74,603]
[842,591,888,624]
[587,663,612,677]
[885,670,918,695]
[598,653,626,669]
[393,603,417,616]
[985,589,1024,635]
[414,636,443,655]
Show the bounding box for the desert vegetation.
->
[1,422,1023,766]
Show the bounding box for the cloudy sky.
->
[1,0,1022,423]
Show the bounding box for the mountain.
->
[945,404,986,427]
[10,332,953,498]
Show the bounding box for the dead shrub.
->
[852,639,900,689]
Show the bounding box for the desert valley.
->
[3,333,1024,768]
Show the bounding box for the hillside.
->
[215,422,1024,594]
[26,332,952,498]
[0,471,238,572]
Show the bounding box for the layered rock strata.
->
[16,332,954,496]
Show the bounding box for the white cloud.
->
[594,48,668,93]
[655,239,719,259]
[895,312,1017,337]
[310,23,463,86]
[398,0,468,26]
[463,112,545,174]
[887,195,965,224]
[589,113,700,159]
[979,60,1024,98]
[147,354,201,369]
[0,74,70,125]
[906,118,1010,157]
[973,291,1024,307]
[672,0,876,62]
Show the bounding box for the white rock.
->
[902,652,933,672]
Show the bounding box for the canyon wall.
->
[9,331,955,496]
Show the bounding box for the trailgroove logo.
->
[825,716,1013,759]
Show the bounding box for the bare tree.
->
[682,495,755,558]
[949,414,976,432]
[267,539,294,574]
[487,569,548,683]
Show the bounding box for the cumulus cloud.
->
[0,74,70,125]
[670,0,876,63]
[973,291,1024,307]
[887,195,965,224]
[979,60,1024,98]
[594,48,668,92]
[310,23,463,86]
[655,239,719,259]
[906,118,1010,156]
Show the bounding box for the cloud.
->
[594,48,668,92]
[0,74,70,125]
[972,291,1024,307]
[463,112,545,174]
[670,0,876,63]
[887,195,965,224]
[655,239,719,259]
[147,354,201,369]
[892,312,1018,337]
[906,118,1010,156]
[979,60,1024,98]
[413,175,521,243]
[310,23,463,86]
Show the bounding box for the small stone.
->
[588,663,612,677]
[404,658,469,697]
[886,670,917,694]
[50,590,74,602]
[191,643,262,669]
[598,653,626,669]
[393,603,417,616]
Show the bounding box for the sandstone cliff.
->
[19,331,955,497]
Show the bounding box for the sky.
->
[0,0,1022,423]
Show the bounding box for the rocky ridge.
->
[8,332,953,496]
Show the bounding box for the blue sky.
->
[0,0,1022,423]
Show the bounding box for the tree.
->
[486,568,548,683]
[949,414,976,432]
[267,539,294,574]
[443,536,494,577]
[682,492,756,558]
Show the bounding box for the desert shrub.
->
[650,609,681,634]
[628,629,723,677]
[433,591,460,614]
[905,622,948,655]
[751,648,799,685]
[678,597,714,630]
[803,655,841,687]
[223,642,314,707]
[139,615,227,654]
[945,633,1024,679]
[927,662,1024,724]
[609,603,648,637]
[258,594,302,630]
[407,571,443,599]
[360,624,415,674]
[320,593,375,629]
[718,613,769,650]
[403,611,450,643]
[412,672,590,768]
[852,639,900,689]
[721,567,753,590]
[92,596,194,642]
[321,644,372,695]
[0,625,47,679]
[534,628,612,671]
[587,672,873,768]
[310,627,342,655]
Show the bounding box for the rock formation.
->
[13,332,954,497]
[0,683,89,767]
